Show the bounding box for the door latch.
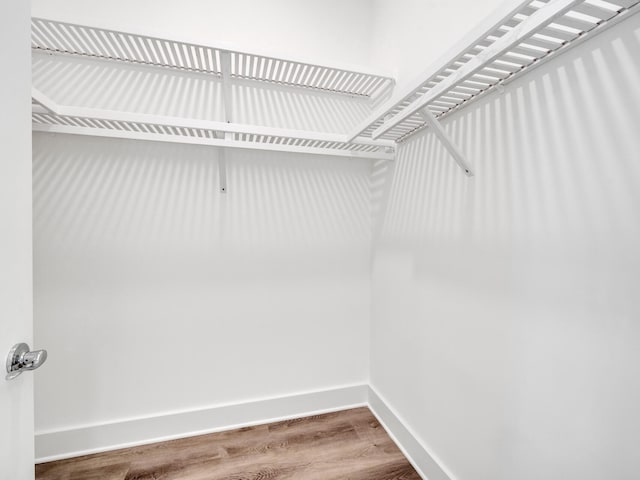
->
[5,343,48,380]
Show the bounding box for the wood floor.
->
[35,407,421,480]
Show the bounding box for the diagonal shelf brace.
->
[419,108,473,177]
[369,0,585,140]
[31,88,58,114]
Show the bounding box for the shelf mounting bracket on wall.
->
[218,52,233,193]
[217,52,233,193]
[218,149,228,194]
[220,51,233,124]
[418,108,473,177]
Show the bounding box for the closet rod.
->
[32,123,396,161]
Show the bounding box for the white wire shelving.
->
[31,0,640,169]
[347,0,640,175]
[31,90,396,161]
[31,17,394,99]
[30,17,397,162]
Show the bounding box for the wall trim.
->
[367,386,453,480]
[35,384,368,463]
[36,383,453,480]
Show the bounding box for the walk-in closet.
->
[2,1,639,479]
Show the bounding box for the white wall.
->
[31,1,640,476]
[33,134,371,433]
[30,0,374,71]
[370,11,640,480]
[31,0,376,438]
[370,0,504,83]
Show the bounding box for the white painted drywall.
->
[31,0,376,438]
[31,2,640,477]
[369,10,640,480]
[0,1,34,477]
[33,135,371,433]
[30,0,374,72]
[370,0,505,84]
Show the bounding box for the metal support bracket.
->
[220,51,233,123]
[218,149,227,194]
[213,132,233,194]
[218,54,232,193]
[419,107,473,177]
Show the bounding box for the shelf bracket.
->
[220,52,233,123]
[214,132,233,194]
[217,52,233,193]
[365,0,585,141]
[218,148,227,194]
[418,107,473,177]
[31,87,59,114]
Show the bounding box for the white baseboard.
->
[35,384,368,463]
[36,383,453,480]
[367,386,453,480]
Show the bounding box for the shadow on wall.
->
[370,18,640,480]
[33,134,372,432]
[33,135,371,252]
[372,17,640,309]
[375,25,640,248]
[32,52,373,133]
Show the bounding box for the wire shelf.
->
[349,0,640,142]
[31,17,394,99]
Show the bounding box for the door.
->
[0,0,35,478]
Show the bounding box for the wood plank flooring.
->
[35,407,421,480]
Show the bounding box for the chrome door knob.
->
[5,343,48,380]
